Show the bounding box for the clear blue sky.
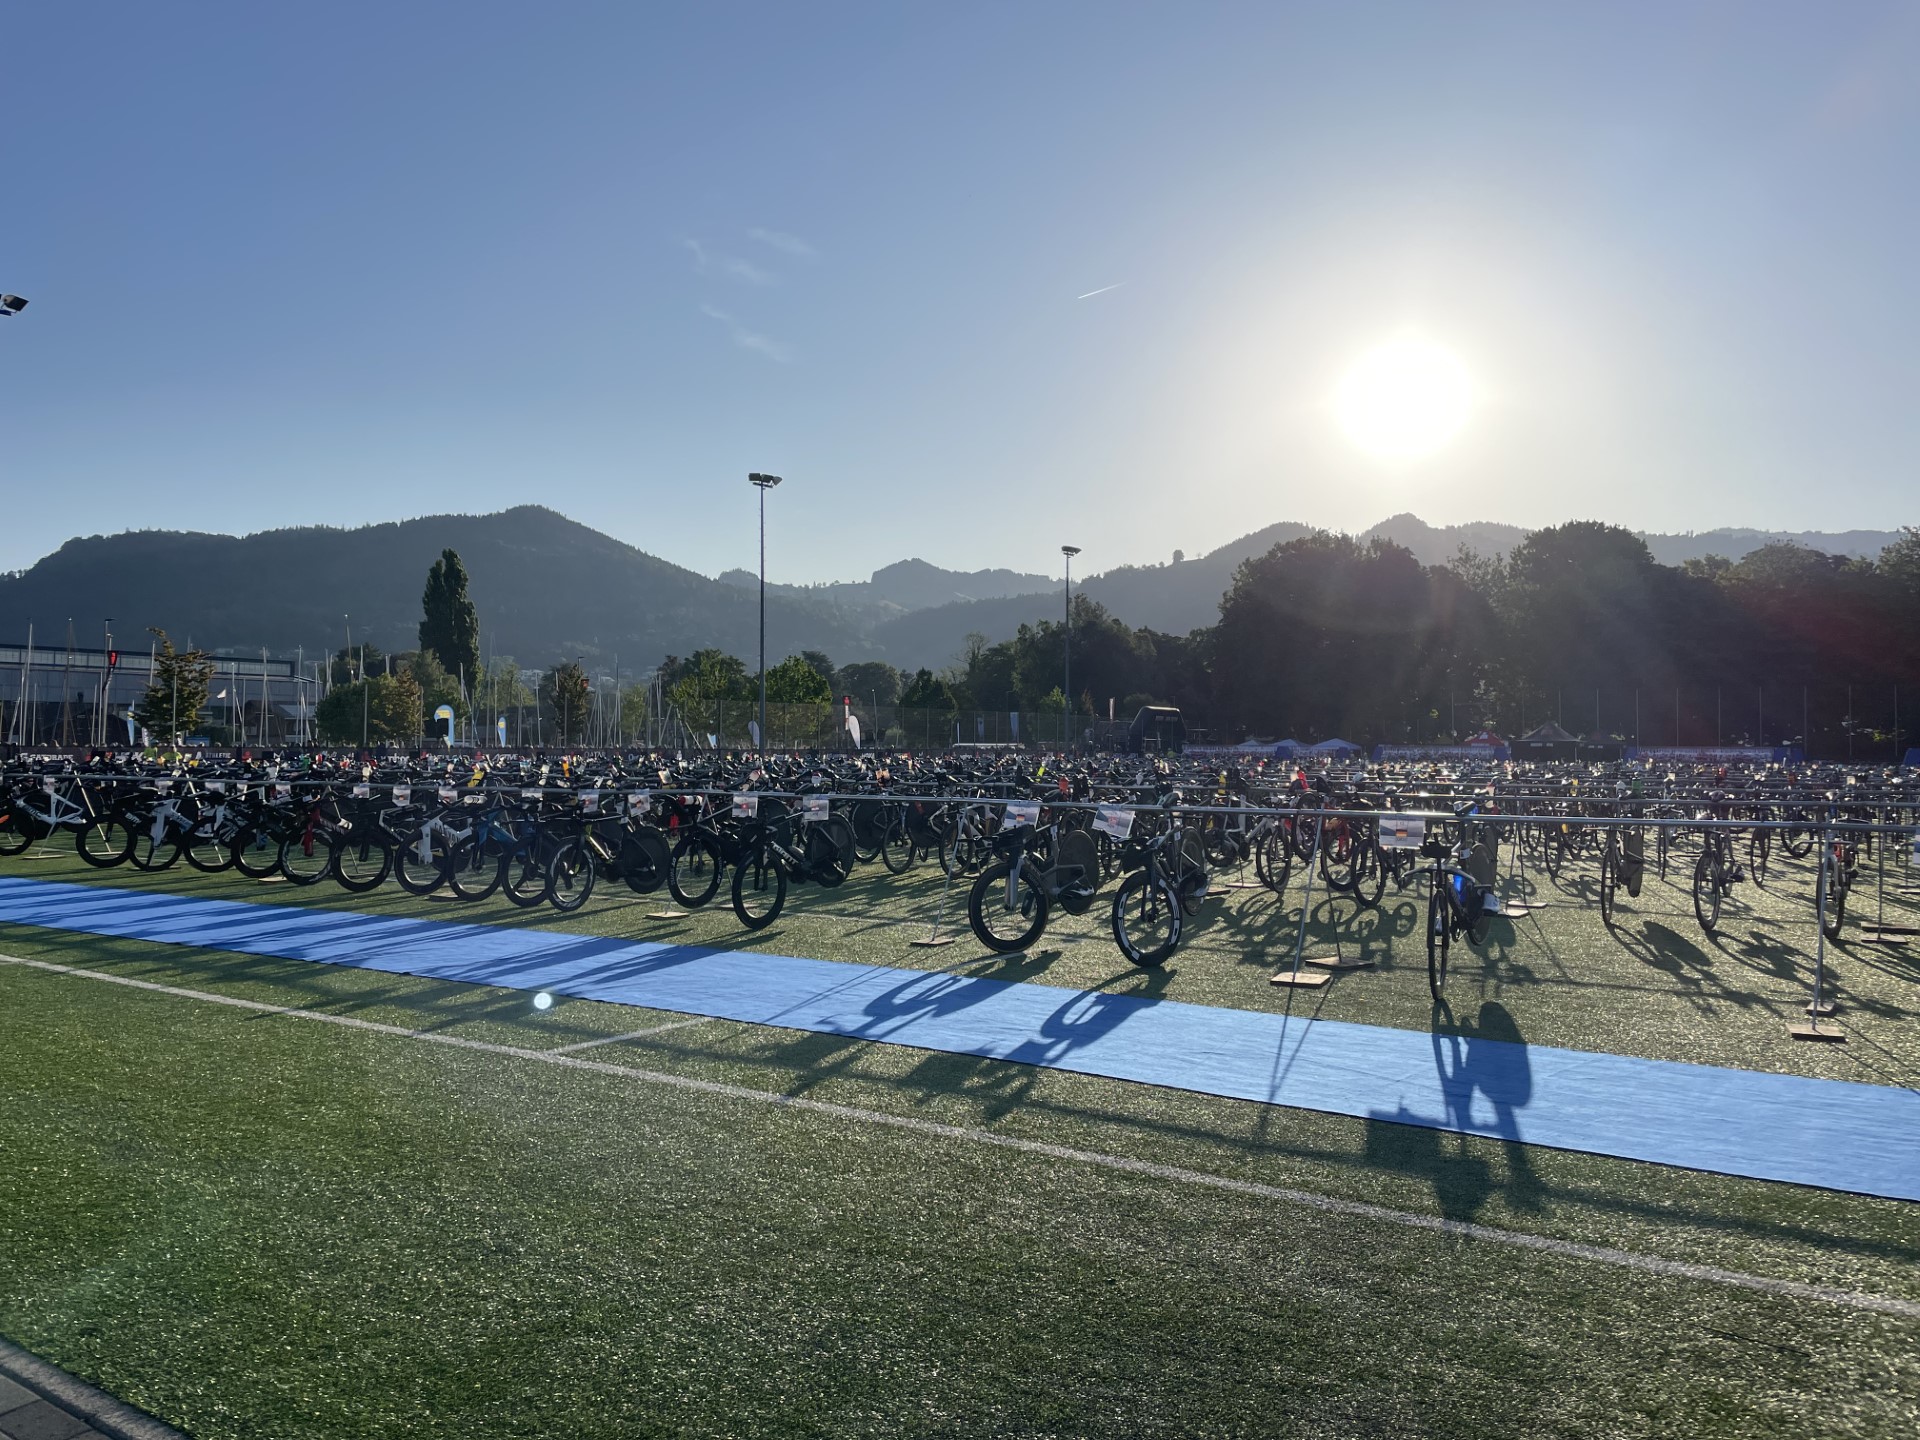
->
[4,2,1917,583]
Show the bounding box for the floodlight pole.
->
[749,473,783,755]
[1062,545,1080,753]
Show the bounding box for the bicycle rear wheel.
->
[502,840,552,908]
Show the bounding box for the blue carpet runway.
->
[2,876,1915,1202]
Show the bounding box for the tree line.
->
[132,521,1920,758]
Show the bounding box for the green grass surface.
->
[3,840,1919,1437]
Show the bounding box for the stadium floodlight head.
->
[748,472,783,489]
[0,295,27,316]
[1062,545,1081,558]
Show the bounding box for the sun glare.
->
[1334,334,1476,462]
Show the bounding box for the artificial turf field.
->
[2,839,1918,1438]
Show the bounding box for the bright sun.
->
[1334,333,1476,462]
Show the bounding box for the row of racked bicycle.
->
[2,755,1913,990]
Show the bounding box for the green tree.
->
[540,661,592,745]
[406,650,469,727]
[899,668,955,711]
[316,671,423,745]
[835,661,902,708]
[666,649,751,718]
[764,654,833,704]
[133,628,216,744]
[418,549,481,679]
[617,681,652,744]
[799,650,836,688]
[330,643,384,687]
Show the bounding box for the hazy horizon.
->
[6,2,1919,583]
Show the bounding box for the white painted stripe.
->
[5,952,1917,1322]
[549,1017,718,1053]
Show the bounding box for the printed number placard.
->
[352,783,371,799]
[1379,815,1426,850]
[274,783,292,800]
[391,786,411,806]
[1003,800,1041,828]
[1093,805,1134,839]
[581,790,601,814]
[627,790,651,812]
[802,795,829,823]
[522,788,544,802]
[206,780,226,795]
[438,787,457,804]
[732,793,760,819]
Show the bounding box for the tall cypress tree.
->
[419,549,480,683]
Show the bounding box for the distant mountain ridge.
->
[0,508,1899,677]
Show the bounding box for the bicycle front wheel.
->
[1111,870,1182,967]
[967,860,1050,953]
[732,841,787,929]
[1691,851,1722,935]
[1426,879,1451,1000]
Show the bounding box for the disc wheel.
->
[619,827,672,895]
[1111,870,1182,967]
[967,860,1050,953]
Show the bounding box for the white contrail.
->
[1076,283,1124,300]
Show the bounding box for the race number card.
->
[1093,804,1134,839]
[581,790,602,814]
[1003,799,1041,828]
[274,782,292,800]
[1379,815,1426,850]
[206,780,227,795]
[391,786,411,806]
[438,787,457,805]
[522,787,544,802]
[732,793,760,819]
[352,783,371,799]
[802,795,829,824]
[627,790,651,813]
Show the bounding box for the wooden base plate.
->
[909,936,956,948]
[1790,1023,1846,1043]
[648,910,688,920]
[1302,953,1375,970]
[1269,969,1332,988]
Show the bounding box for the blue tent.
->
[1271,739,1308,759]
[1310,738,1362,756]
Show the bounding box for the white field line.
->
[549,1017,717,1053]
[4,952,1917,1322]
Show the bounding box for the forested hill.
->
[0,506,1901,675]
[0,507,874,669]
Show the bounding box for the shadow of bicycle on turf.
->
[1365,999,1545,1221]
